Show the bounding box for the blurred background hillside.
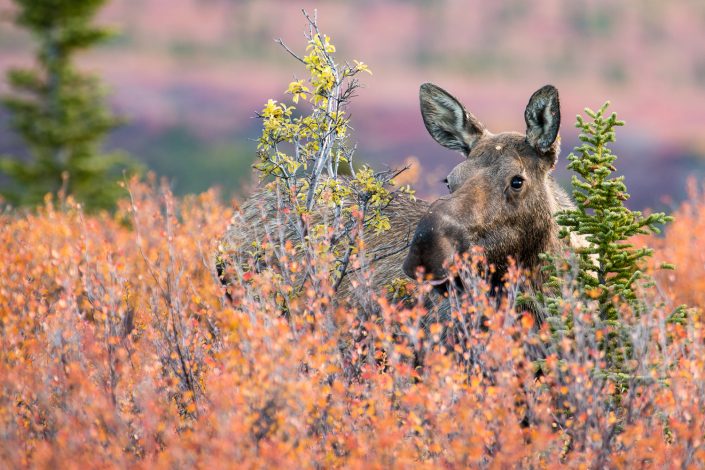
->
[1,0,704,208]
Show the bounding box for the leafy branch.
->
[252,10,413,292]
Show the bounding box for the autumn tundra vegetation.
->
[2,5,705,468]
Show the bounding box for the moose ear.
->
[525,85,561,160]
[420,83,485,155]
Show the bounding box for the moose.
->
[219,83,575,304]
[403,83,575,291]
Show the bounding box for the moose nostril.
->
[403,217,444,281]
[402,252,420,279]
[403,225,433,280]
[402,260,414,279]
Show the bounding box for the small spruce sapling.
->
[542,102,674,374]
[559,103,671,319]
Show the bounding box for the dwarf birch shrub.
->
[245,11,414,294]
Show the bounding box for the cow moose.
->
[403,83,575,292]
[219,83,575,305]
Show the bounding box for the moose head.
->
[402,83,565,289]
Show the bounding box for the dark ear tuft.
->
[525,85,561,160]
[420,83,485,155]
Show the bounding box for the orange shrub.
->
[650,178,705,307]
[0,177,704,468]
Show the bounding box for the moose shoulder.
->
[219,83,576,299]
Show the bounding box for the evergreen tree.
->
[540,103,675,376]
[0,0,137,211]
[556,103,671,321]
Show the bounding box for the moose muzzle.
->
[402,198,469,283]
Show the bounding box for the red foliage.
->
[0,177,704,468]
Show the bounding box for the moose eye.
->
[443,177,451,192]
[510,175,524,190]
